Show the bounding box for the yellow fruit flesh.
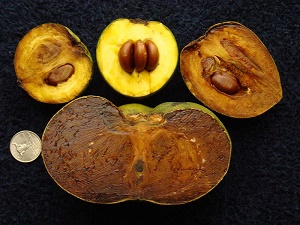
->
[14,23,93,104]
[96,19,178,97]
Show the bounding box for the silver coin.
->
[10,130,42,163]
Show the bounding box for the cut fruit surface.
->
[14,23,93,104]
[180,21,282,118]
[96,18,178,98]
[42,95,231,205]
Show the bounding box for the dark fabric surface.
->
[0,0,299,224]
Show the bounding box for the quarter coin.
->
[10,130,42,163]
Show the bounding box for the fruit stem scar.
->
[130,18,149,25]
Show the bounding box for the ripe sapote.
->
[42,96,231,205]
[180,21,282,118]
[14,23,93,104]
[96,18,178,98]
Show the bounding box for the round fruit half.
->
[96,18,178,98]
[42,95,231,205]
[180,21,282,118]
[14,23,93,104]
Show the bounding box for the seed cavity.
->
[119,39,159,73]
[201,57,217,79]
[45,64,74,86]
[36,42,61,64]
[220,39,261,73]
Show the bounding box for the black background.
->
[0,0,299,224]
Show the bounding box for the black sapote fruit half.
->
[180,21,282,118]
[96,18,178,98]
[42,96,231,205]
[14,23,93,104]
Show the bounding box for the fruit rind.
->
[119,101,228,130]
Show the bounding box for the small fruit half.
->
[180,21,282,118]
[42,96,231,205]
[14,23,93,104]
[96,18,178,98]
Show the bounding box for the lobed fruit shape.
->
[14,23,93,104]
[42,96,231,205]
[180,21,282,118]
[96,18,178,98]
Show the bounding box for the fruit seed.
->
[118,40,135,73]
[45,64,74,86]
[119,39,159,73]
[211,71,240,94]
[134,40,148,72]
[145,40,159,72]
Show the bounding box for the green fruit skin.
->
[119,102,229,132]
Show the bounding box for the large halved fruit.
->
[180,21,282,118]
[96,18,178,98]
[14,23,93,104]
[42,96,231,205]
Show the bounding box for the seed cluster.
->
[118,39,159,73]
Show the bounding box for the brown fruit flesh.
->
[180,22,282,118]
[42,96,231,205]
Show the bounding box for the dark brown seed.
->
[134,40,147,72]
[211,71,240,94]
[145,40,159,72]
[118,40,135,73]
[46,64,74,86]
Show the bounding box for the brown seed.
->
[46,64,74,86]
[145,40,159,72]
[118,40,135,73]
[119,39,160,73]
[211,71,240,94]
[134,40,148,72]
